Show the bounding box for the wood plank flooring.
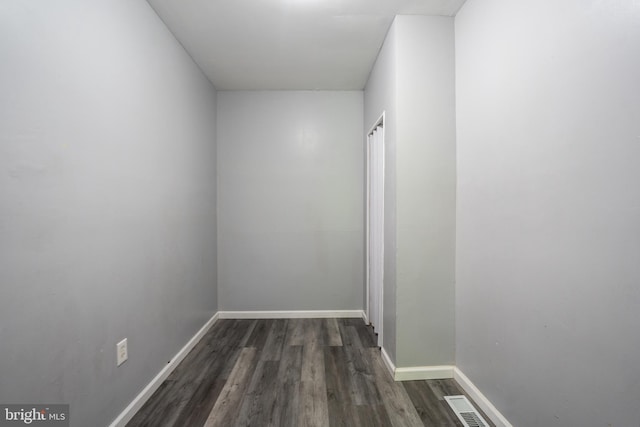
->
[126,318,494,427]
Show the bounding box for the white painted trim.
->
[380,346,396,378]
[365,128,371,328]
[361,310,369,324]
[217,310,365,319]
[454,368,513,427]
[367,111,386,135]
[394,365,454,381]
[379,347,453,382]
[108,312,220,427]
[365,111,385,348]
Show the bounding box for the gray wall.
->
[0,2,218,426]
[455,1,640,426]
[217,91,364,311]
[394,16,456,367]
[364,16,456,367]
[364,20,399,363]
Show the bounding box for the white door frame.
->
[366,112,385,347]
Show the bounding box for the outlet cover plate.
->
[117,338,128,366]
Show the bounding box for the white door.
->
[367,120,384,345]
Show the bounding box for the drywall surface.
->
[364,20,398,363]
[456,1,640,425]
[217,91,364,311]
[0,1,218,426]
[394,15,456,368]
[363,16,457,368]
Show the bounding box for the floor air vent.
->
[444,395,489,427]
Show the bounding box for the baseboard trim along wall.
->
[379,347,454,381]
[454,368,513,427]
[394,365,455,381]
[108,312,220,427]
[361,311,369,324]
[380,346,396,377]
[217,310,365,319]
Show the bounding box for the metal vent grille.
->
[444,395,489,427]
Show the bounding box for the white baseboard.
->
[394,365,455,381]
[454,368,513,427]
[379,348,453,381]
[217,310,364,319]
[108,312,220,427]
[380,346,396,377]
[361,311,369,324]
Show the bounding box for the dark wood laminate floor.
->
[127,318,494,427]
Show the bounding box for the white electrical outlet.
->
[116,338,128,366]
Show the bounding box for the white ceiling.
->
[146,0,466,90]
